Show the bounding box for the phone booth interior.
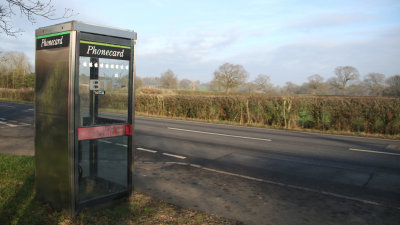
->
[35,21,136,216]
[77,38,131,206]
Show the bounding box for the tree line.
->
[1,51,399,97]
[0,52,34,89]
[137,63,400,97]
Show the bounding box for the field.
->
[1,88,399,138]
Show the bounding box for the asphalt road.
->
[134,116,400,206]
[1,100,400,224]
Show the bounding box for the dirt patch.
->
[134,162,400,225]
[0,126,34,156]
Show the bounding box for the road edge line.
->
[168,127,272,142]
[162,153,186,159]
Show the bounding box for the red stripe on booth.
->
[78,124,132,141]
[125,124,132,136]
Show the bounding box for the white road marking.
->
[162,153,187,159]
[0,120,30,127]
[168,127,272,142]
[166,162,396,209]
[0,121,18,127]
[115,143,128,147]
[349,148,400,156]
[137,147,158,153]
[99,140,127,148]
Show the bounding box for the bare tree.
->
[160,69,178,89]
[238,82,257,93]
[329,66,360,95]
[212,63,248,94]
[142,77,161,88]
[307,74,324,95]
[253,74,272,92]
[0,0,75,36]
[283,81,300,94]
[191,80,200,90]
[134,76,144,90]
[383,75,400,97]
[179,79,192,90]
[363,73,385,96]
[209,79,222,92]
[346,82,368,96]
[0,51,31,88]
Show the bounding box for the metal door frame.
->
[73,31,135,214]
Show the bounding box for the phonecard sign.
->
[79,40,131,60]
[36,31,70,50]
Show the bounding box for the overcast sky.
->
[1,0,399,86]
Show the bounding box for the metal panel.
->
[36,21,137,40]
[68,31,77,215]
[128,39,136,197]
[73,21,137,39]
[35,21,73,37]
[35,35,73,212]
[73,31,82,215]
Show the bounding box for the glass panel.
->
[78,136,128,202]
[79,56,90,126]
[79,56,129,126]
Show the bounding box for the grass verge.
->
[0,154,234,225]
[0,97,33,104]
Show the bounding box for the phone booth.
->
[35,21,137,216]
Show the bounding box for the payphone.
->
[35,21,137,216]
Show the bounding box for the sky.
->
[1,0,399,86]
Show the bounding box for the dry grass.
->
[0,88,34,102]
